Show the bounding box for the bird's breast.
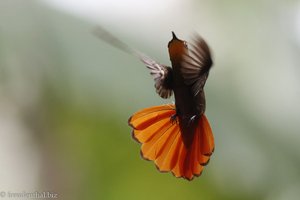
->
[172,62,206,117]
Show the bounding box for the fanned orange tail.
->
[128,104,214,180]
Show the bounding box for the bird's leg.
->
[170,107,179,124]
[170,113,178,124]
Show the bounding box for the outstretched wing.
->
[181,35,213,96]
[140,55,173,99]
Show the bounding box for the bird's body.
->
[168,32,210,121]
[93,27,214,180]
[129,32,214,180]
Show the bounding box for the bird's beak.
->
[172,31,178,40]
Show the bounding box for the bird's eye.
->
[184,41,188,48]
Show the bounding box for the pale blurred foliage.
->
[0,0,300,199]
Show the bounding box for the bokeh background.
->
[1,0,300,199]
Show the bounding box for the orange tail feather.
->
[128,104,214,180]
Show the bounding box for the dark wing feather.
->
[181,35,213,96]
[140,55,173,99]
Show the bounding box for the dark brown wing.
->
[181,35,213,96]
[140,55,173,99]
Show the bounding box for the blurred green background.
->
[0,0,300,199]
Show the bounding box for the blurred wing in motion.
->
[93,26,135,55]
[128,104,214,180]
[181,34,213,96]
[93,26,173,98]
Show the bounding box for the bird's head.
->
[168,32,188,62]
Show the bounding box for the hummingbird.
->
[94,28,214,180]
